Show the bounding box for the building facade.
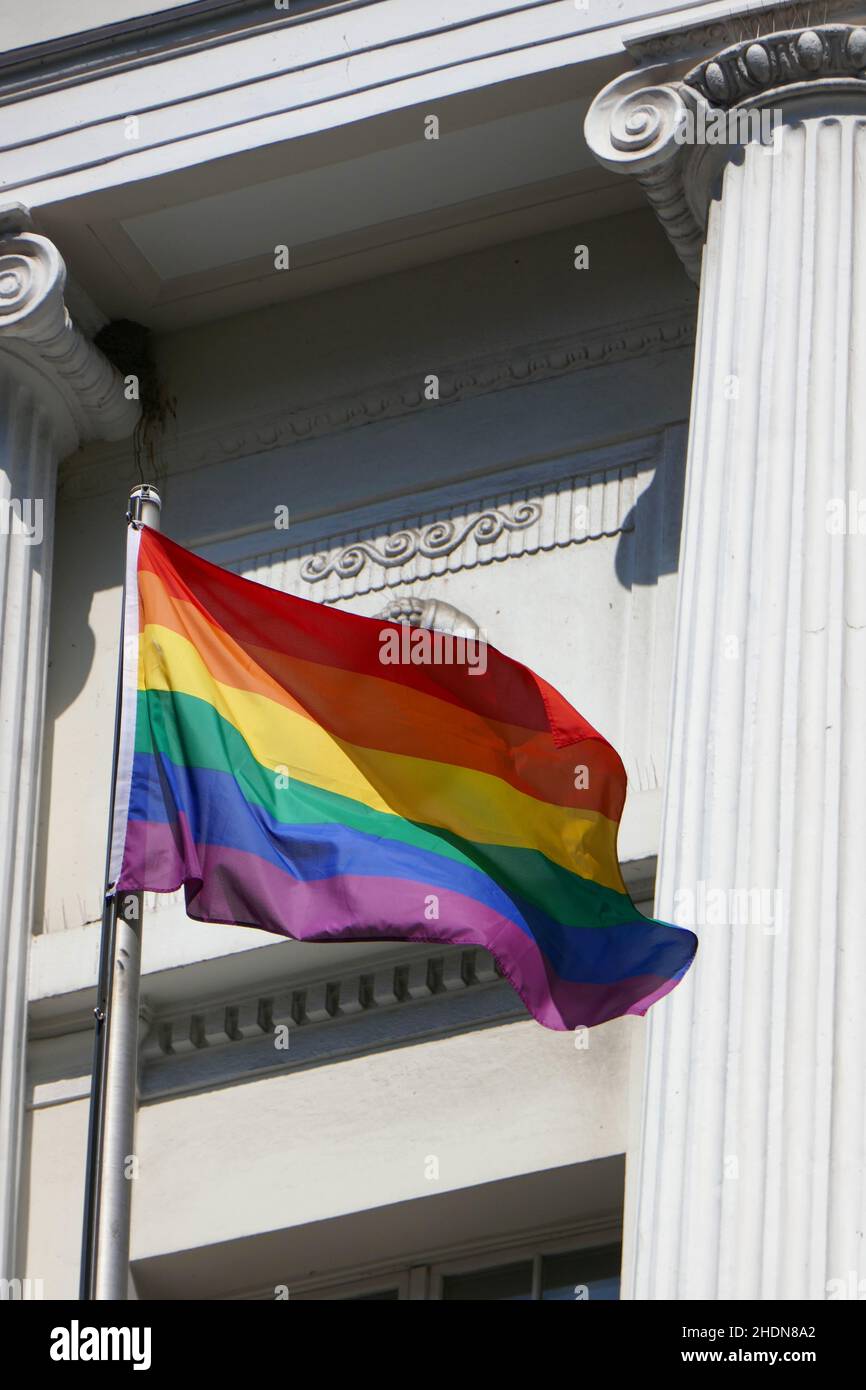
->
[1,0,864,1300]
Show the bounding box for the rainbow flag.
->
[110,525,696,1030]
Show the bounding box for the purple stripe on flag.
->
[120,818,676,1029]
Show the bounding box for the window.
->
[296,1234,621,1301]
[539,1247,620,1301]
[438,1243,620,1302]
[341,1288,400,1301]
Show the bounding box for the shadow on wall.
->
[614,429,686,593]
[30,429,689,935]
[32,480,147,934]
[30,205,697,933]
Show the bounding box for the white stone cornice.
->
[586,22,866,282]
[0,213,139,445]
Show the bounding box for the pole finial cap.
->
[128,484,162,530]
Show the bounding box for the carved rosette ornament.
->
[585,23,866,282]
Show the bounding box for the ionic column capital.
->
[0,205,139,447]
[585,23,866,282]
[585,75,705,281]
[686,23,866,107]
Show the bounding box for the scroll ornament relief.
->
[300,503,541,583]
[296,461,640,600]
[0,225,139,438]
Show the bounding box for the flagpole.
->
[79,484,161,1301]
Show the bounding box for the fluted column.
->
[587,25,866,1298]
[0,210,139,1280]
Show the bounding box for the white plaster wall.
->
[23,1015,635,1297]
[38,212,694,938]
[22,1097,89,1300]
[23,210,690,1297]
[133,1018,631,1258]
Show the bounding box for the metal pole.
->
[80,484,161,1300]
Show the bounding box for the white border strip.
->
[108,524,142,885]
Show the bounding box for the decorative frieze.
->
[57,308,696,502]
[251,462,640,603]
[300,502,540,585]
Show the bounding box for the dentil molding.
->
[138,945,513,1100]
